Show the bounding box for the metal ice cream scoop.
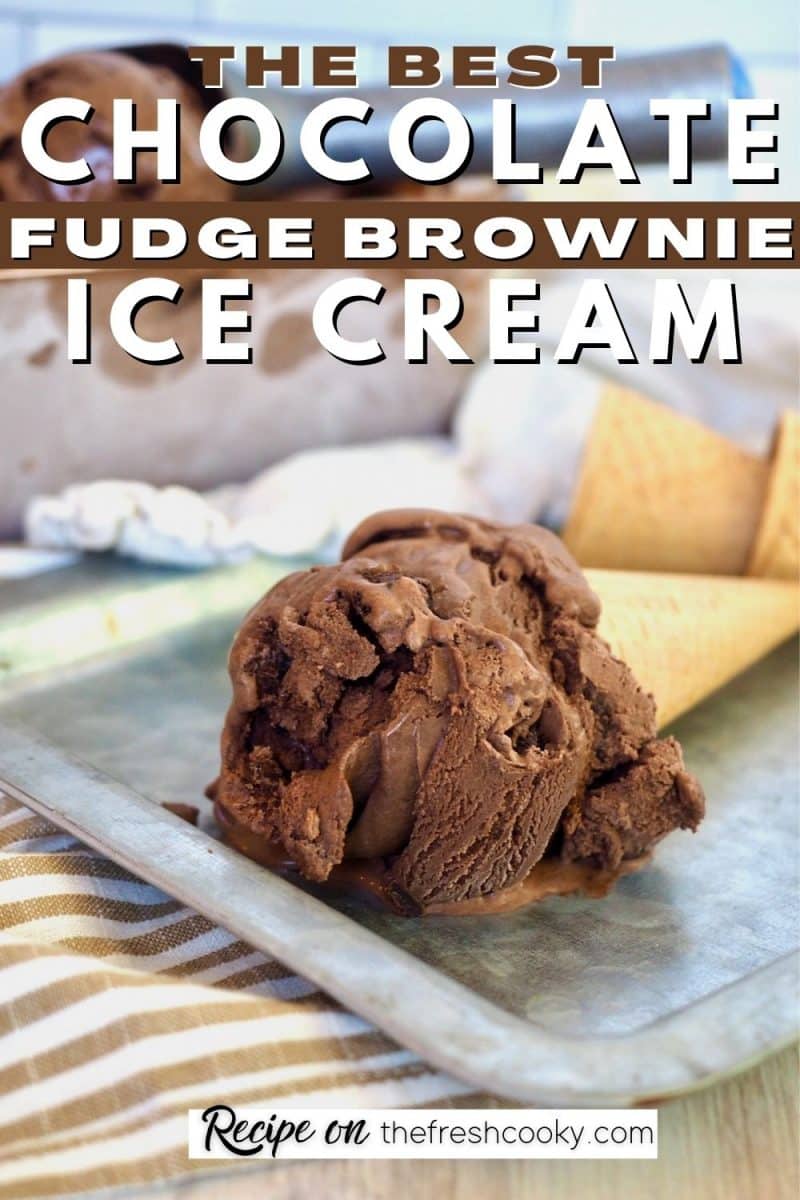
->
[124,40,748,193]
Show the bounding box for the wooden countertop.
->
[153,1042,798,1200]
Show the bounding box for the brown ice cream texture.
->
[0,50,233,202]
[212,510,704,914]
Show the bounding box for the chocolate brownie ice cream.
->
[0,50,233,202]
[212,510,704,914]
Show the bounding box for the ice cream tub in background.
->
[0,43,504,538]
[0,262,488,539]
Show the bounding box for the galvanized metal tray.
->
[0,559,797,1105]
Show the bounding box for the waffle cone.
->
[564,387,769,575]
[588,569,800,728]
[747,410,800,580]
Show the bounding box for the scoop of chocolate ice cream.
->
[0,50,233,202]
[213,510,704,913]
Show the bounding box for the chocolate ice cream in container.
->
[0,40,748,536]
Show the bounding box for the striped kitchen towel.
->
[0,793,488,1199]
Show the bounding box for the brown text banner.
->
[1,201,796,272]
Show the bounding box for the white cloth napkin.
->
[22,271,798,569]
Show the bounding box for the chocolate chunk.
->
[161,803,199,826]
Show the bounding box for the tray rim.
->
[0,718,797,1108]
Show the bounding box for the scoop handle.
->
[122,41,747,193]
[237,43,746,192]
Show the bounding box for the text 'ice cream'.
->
[211,510,704,915]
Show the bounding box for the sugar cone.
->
[588,569,800,728]
[747,409,800,580]
[564,387,769,575]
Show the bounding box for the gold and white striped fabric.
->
[0,793,487,1199]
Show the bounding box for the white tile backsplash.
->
[0,17,21,79]
[30,21,202,60]
[0,0,195,15]
[1,0,796,80]
[565,0,799,60]
[205,0,560,41]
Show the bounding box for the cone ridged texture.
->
[589,569,800,727]
[564,388,769,575]
[747,410,800,580]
